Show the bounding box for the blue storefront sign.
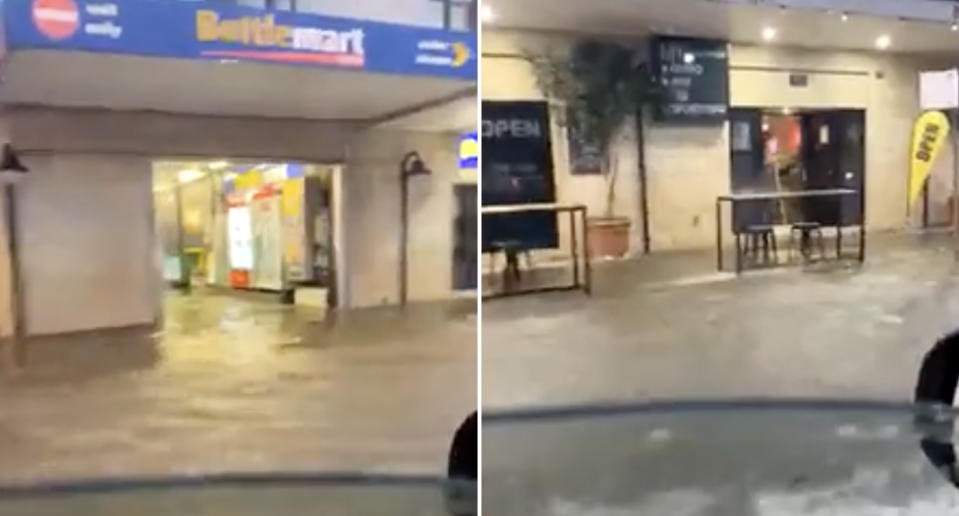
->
[3,0,476,80]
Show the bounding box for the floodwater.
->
[483,232,959,408]
[0,292,476,483]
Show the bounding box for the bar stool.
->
[734,196,779,267]
[789,222,826,261]
[743,224,778,264]
[489,240,531,288]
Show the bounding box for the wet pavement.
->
[0,292,476,483]
[483,232,959,409]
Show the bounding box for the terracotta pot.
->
[586,216,631,259]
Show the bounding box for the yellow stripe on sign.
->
[452,42,470,67]
[909,110,951,209]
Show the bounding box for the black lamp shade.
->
[408,156,431,176]
[0,144,28,173]
[402,151,431,177]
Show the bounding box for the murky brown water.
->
[483,233,959,408]
[0,293,476,483]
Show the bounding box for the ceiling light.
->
[481,5,495,23]
[840,12,849,22]
[951,22,958,32]
[762,27,777,41]
[208,160,230,170]
[875,34,891,50]
[781,107,792,115]
[178,169,204,183]
[683,52,695,64]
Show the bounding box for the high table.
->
[715,188,864,273]
[481,203,591,298]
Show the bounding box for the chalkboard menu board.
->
[481,101,559,251]
[652,36,729,121]
[568,113,603,175]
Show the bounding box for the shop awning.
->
[0,0,476,121]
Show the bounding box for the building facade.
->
[482,0,959,259]
[0,0,477,336]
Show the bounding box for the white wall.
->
[17,153,155,335]
[343,128,466,307]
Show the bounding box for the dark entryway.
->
[453,184,477,290]
[729,107,865,228]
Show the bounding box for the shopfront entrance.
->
[729,108,865,227]
[453,184,478,290]
[152,160,340,306]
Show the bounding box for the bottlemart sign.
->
[3,0,476,80]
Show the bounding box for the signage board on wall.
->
[481,100,558,251]
[652,36,729,121]
[568,118,603,174]
[920,69,959,110]
[3,0,476,80]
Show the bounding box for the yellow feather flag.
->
[909,110,951,209]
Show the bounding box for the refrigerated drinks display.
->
[153,160,335,294]
[250,186,284,291]
[226,204,253,288]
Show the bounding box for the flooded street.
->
[484,233,959,409]
[0,293,476,483]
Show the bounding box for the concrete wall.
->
[4,107,358,163]
[482,29,955,251]
[16,153,155,335]
[343,129,467,307]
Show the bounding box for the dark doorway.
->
[800,110,865,226]
[453,184,477,290]
[728,107,865,227]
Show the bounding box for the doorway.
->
[729,108,865,226]
[453,184,478,291]
[151,160,342,305]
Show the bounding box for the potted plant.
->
[529,40,656,258]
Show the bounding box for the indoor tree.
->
[529,39,657,219]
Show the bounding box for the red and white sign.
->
[32,0,80,41]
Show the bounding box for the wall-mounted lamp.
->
[0,144,29,182]
[0,144,28,370]
[399,151,432,306]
